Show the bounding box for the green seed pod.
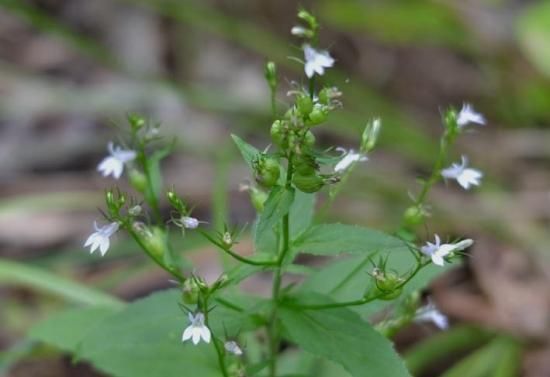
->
[254,156,281,188]
[249,186,268,212]
[294,154,318,175]
[292,172,324,193]
[129,169,147,193]
[403,205,425,228]
[296,93,313,116]
[264,61,277,90]
[270,120,287,148]
[306,104,329,126]
[181,278,200,305]
[378,286,403,301]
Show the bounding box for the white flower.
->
[181,216,200,229]
[224,341,243,356]
[416,301,449,329]
[291,26,308,37]
[334,147,367,173]
[182,312,211,345]
[457,103,485,128]
[441,155,482,190]
[97,142,137,179]
[421,234,473,267]
[303,44,334,78]
[84,221,119,256]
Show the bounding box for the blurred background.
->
[1,0,550,376]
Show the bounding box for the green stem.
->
[289,261,428,310]
[138,147,163,224]
[268,154,294,377]
[203,297,229,377]
[414,130,456,206]
[270,89,277,119]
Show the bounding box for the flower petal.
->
[182,326,194,342]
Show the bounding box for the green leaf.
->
[29,306,120,352]
[280,302,411,377]
[292,223,406,256]
[255,190,316,256]
[254,186,295,254]
[517,2,550,78]
[0,258,123,308]
[77,290,259,377]
[231,134,260,170]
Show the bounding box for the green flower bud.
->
[306,104,329,126]
[361,118,381,153]
[254,155,281,188]
[264,61,277,89]
[128,113,145,131]
[296,93,313,116]
[297,8,318,31]
[128,169,147,193]
[167,189,186,213]
[181,278,200,305]
[403,205,426,228]
[292,172,324,193]
[444,108,459,133]
[128,205,142,217]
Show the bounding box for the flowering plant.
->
[31,9,486,377]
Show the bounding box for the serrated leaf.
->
[255,190,316,255]
[292,223,406,256]
[29,306,120,353]
[32,290,262,377]
[280,301,411,377]
[231,134,260,170]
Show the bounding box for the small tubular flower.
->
[334,147,367,173]
[441,155,482,190]
[224,341,243,356]
[457,103,485,128]
[97,142,137,179]
[303,44,334,78]
[420,234,473,267]
[182,312,211,345]
[84,221,119,256]
[415,301,449,329]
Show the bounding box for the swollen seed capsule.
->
[129,169,147,193]
[249,187,268,212]
[292,172,324,193]
[181,279,199,305]
[254,157,281,188]
[270,120,286,148]
[306,104,329,126]
[296,93,313,116]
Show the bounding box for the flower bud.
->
[128,205,142,217]
[369,269,404,301]
[264,61,277,90]
[403,205,426,228]
[306,104,329,126]
[292,172,324,193]
[296,93,313,117]
[167,189,186,213]
[444,108,459,133]
[128,113,145,131]
[361,118,381,153]
[254,155,281,188]
[105,189,125,215]
[181,278,200,305]
[297,8,318,31]
[128,169,147,193]
[222,232,233,248]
